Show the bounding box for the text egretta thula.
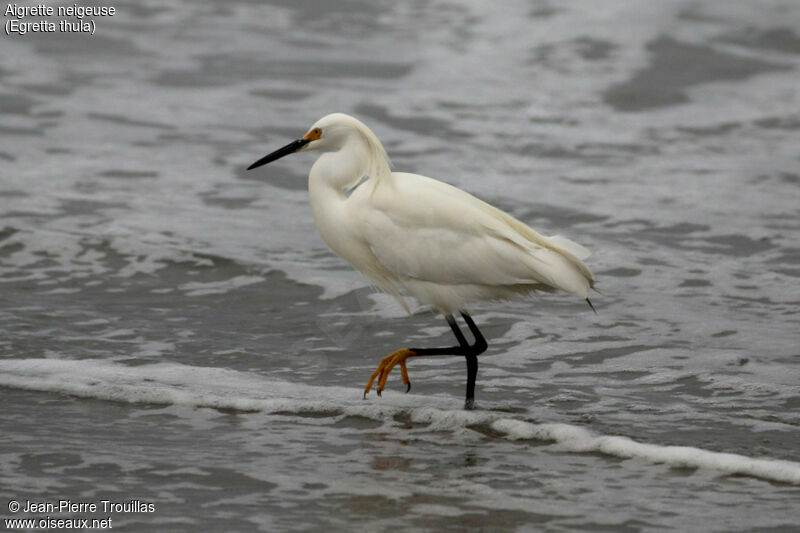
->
[248,113,595,409]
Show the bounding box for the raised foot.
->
[363,348,415,399]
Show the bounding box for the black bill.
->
[247,138,310,170]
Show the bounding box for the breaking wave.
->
[2,358,799,485]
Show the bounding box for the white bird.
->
[248,113,595,409]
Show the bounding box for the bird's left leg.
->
[363,313,488,409]
[363,316,464,399]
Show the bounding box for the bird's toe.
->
[363,348,415,399]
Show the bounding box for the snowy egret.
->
[248,113,595,409]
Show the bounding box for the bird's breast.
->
[308,174,373,274]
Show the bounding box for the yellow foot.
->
[363,348,416,398]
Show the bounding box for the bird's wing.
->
[541,235,591,260]
[351,173,593,296]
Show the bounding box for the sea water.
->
[1,0,799,531]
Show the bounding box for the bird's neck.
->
[307,137,392,256]
[309,141,370,193]
[307,143,366,256]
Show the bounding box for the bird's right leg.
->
[363,313,488,409]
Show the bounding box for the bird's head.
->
[247,113,368,171]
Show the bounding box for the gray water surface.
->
[1,1,799,531]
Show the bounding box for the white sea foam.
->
[179,275,266,296]
[2,358,799,485]
[491,420,800,484]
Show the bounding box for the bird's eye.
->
[302,128,323,142]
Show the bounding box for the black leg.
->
[464,354,478,410]
[461,312,488,354]
[410,313,488,409]
[461,312,486,410]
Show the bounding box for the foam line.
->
[491,420,800,484]
[2,358,799,485]
[0,358,352,415]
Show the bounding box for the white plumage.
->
[247,112,596,406]
[301,113,595,314]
